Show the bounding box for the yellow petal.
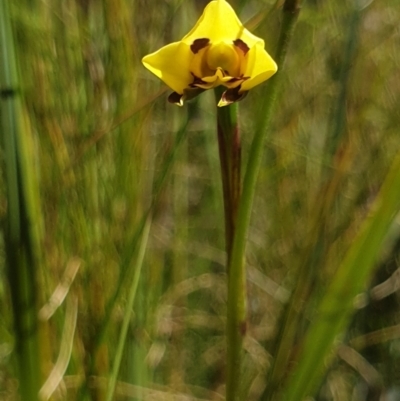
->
[240,43,277,92]
[182,0,262,48]
[142,42,193,94]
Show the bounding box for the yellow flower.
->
[142,0,278,107]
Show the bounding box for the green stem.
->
[106,216,152,401]
[0,0,42,399]
[265,6,361,397]
[231,0,300,277]
[223,2,299,400]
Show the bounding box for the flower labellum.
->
[142,0,278,107]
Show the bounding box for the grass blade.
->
[0,0,42,398]
[281,150,400,401]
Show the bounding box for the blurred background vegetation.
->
[1,0,400,400]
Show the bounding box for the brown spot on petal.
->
[219,86,248,107]
[233,39,249,55]
[167,87,206,106]
[190,38,210,54]
[168,92,184,106]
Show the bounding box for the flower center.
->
[206,42,239,75]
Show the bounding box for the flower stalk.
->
[214,86,244,401]
[215,87,240,259]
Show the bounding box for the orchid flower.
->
[142,0,278,107]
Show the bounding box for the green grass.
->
[1,0,400,400]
